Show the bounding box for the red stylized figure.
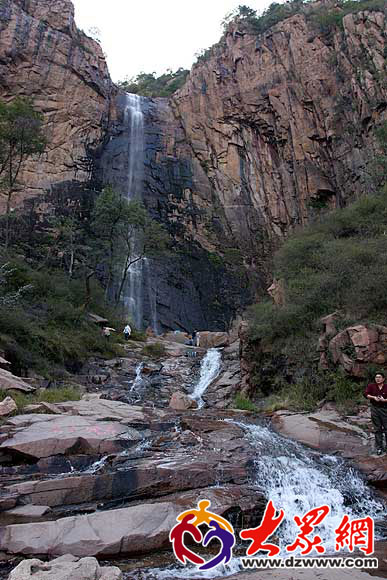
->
[286,505,330,555]
[240,500,284,556]
[169,514,205,565]
[335,515,374,555]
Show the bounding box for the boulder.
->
[272,408,387,485]
[0,355,10,368]
[0,369,35,393]
[169,392,198,410]
[0,396,17,416]
[0,414,142,460]
[320,324,387,377]
[8,554,122,579]
[197,332,229,349]
[23,402,62,415]
[87,313,108,326]
[163,331,189,344]
[267,278,285,306]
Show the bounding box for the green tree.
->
[0,98,46,248]
[117,68,189,98]
[91,187,169,305]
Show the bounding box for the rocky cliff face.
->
[152,5,386,274]
[0,0,115,211]
[1,0,386,331]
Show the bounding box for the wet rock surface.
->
[0,333,386,579]
[272,405,387,490]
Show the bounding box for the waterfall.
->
[130,362,144,393]
[122,93,145,329]
[191,348,222,408]
[140,420,386,579]
[124,93,144,198]
[239,421,386,554]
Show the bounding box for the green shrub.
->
[249,187,387,345]
[0,385,81,414]
[234,392,258,412]
[141,342,166,359]
[0,254,126,377]
[117,68,189,97]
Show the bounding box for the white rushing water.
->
[138,420,386,579]
[130,362,144,393]
[238,421,386,555]
[191,348,222,408]
[122,93,145,329]
[125,93,144,198]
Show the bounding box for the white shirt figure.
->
[124,324,132,337]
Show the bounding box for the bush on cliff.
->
[223,0,386,38]
[249,186,387,345]
[118,69,189,97]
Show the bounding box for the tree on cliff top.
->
[0,98,46,249]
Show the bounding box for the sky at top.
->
[72,0,277,82]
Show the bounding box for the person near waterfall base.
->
[123,324,132,341]
[364,372,387,455]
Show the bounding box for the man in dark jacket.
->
[364,372,387,455]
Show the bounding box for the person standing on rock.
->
[364,372,387,455]
[123,324,132,341]
[192,330,200,347]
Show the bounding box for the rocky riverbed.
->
[0,332,386,579]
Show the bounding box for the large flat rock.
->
[0,486,264,557]
[0,414,142,459]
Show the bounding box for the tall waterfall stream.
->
[122,93,146,329]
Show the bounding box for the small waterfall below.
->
[239,421,386,554]
[136,419,386,579]
[122,93,145,329]
[130,362,144,393]
[191,348,222,408]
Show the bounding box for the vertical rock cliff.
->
[1,0,386,332]
[0,0,115,211]
[148,3,386,274]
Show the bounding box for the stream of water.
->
[122,93,145,329]
[191,348,222,408]
[132,419,386,579]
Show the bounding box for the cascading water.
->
[122,93,145,329]
[130,362,144,393]
[191,348,222,408]
[238,421,386,555]
[137,419,386,579]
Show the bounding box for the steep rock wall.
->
[155,6,386,275]
[0,0,115,211]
